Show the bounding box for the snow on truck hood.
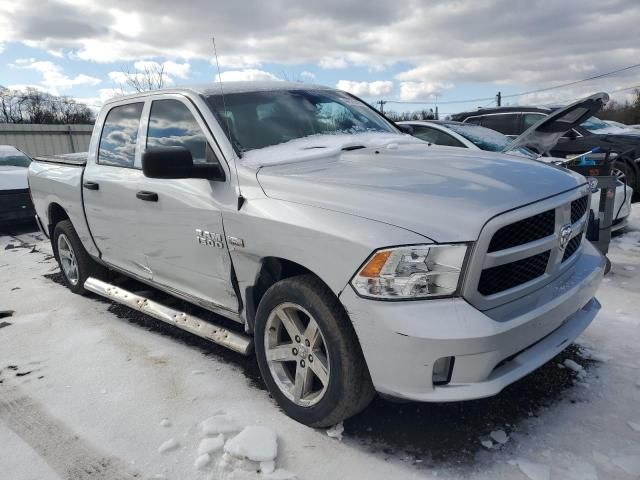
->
[256,140,586,242]
[0,165,29,190]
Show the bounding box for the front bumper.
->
[340,241,605,402]
[0,189,35,223]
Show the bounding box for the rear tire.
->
[254,274,375,427]
[52,220,104,294]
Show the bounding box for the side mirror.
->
[142,146,225,181]
[397,124,414,135]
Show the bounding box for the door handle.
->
[136,191,159,202]
[83,181,99,190]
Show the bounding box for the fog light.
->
[432,356,455,385]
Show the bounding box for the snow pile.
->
[157,438,178,453]
[326,422,344,441]
[628,422,640,433]
[224,426,278,462]
[489,430,509,445]
[198,435,225,455]
[194,453,211,469]
[510,458,550,480]
[201,414,241,435]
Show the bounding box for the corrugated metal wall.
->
[0,124,94,157]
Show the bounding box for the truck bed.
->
[28,153,99,256]
[33,152,88,166]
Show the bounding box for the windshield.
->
[442,122,536,158]
[0,150,31,168]
[206,89,397,153]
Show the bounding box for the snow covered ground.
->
[1,211,639,480]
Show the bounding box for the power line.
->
[385,62,640,105]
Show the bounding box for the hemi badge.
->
[228,236,245,248]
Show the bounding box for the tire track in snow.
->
[0,383,139,480]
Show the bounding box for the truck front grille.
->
[463,187,591,310]
[488,209,555,252]
[562,235,582,262]
[571,195,589,223]
[478,251,551,295]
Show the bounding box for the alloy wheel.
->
[57,233,79,286]
[264,302,330,407]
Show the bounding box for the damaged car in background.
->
[0,145,35,224]
[28,82,605,426]
[399,94,633,231]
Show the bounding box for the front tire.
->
[254,274,374,427]
[53,220,104,294]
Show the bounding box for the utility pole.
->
[435,105,439,120]
[377,100,387,114]
[496,91,502,107]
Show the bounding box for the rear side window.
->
[98,103,144,167]
[146,99,209,164]
[522,113,546,130]
[411,125,465,147]
[478,114,519,136]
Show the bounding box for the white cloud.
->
[215,69,281,82]
[110,9,143,38]
[3,0,640,105]
[215,55,262,69]
[399,81,453,102]
[108,60,191,89]
[336,80,393,97]
[161,61,191,79]
[300,71,316,80]
[11,59,101,95]
[319,57,348,69]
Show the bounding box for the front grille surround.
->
[463,187,590,311]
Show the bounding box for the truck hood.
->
[0,165,29,190]
[505,92,609,155]
[256,142,586,242]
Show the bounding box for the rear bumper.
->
[0,189,35,223]
[340,241,604,402]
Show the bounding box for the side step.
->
[84,277,253,355]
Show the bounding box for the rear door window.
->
[146,99,210,164]
[411,125,465,147]
[479,114,520,136]
[98,103,144,167]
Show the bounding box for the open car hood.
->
[504,92,609,155]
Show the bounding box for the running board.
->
[84,277,252,355]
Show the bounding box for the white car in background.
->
[0,145,35,224]
[399,120,634,231]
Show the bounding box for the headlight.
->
[351,244,468,300]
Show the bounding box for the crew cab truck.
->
[29,82,605,427]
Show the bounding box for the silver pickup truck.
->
[28,82,605,427]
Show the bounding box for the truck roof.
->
[104,81,333,105]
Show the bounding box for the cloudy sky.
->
[1,0,639,114]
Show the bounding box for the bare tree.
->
[0,86,94,124]
[118,63,166,92]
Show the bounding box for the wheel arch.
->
[47,202,70,238]
[245,257,334,333]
